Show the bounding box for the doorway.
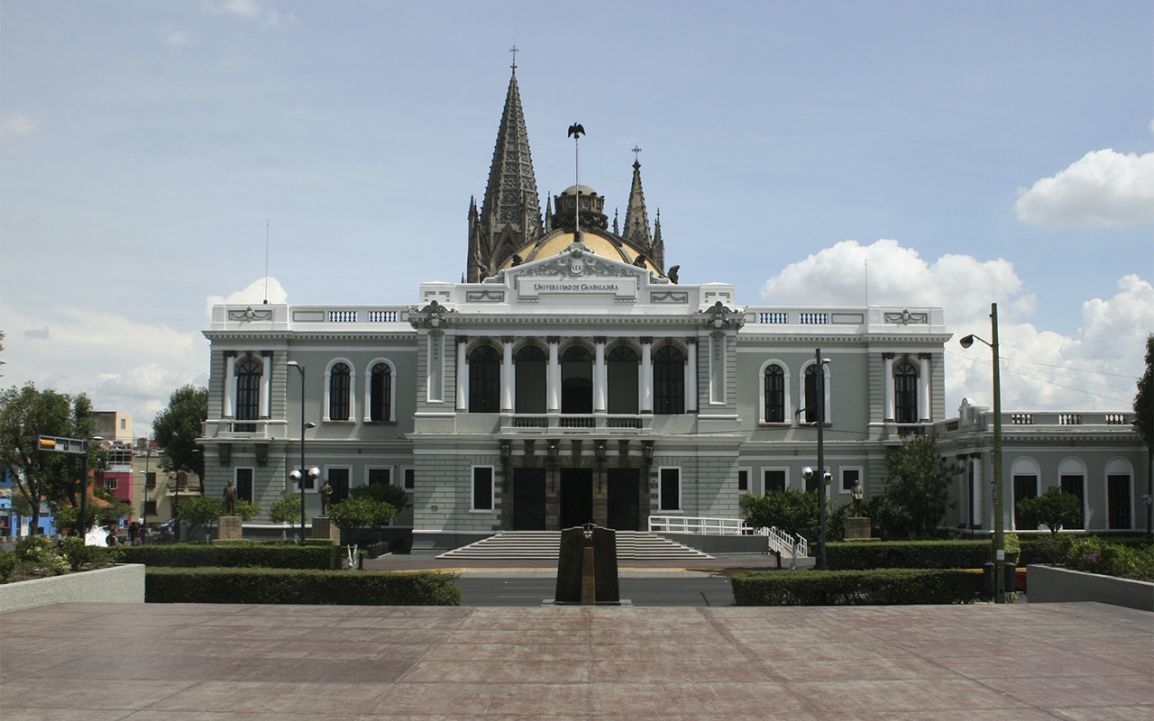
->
[560,468,594,529]
[512,468,547,530]
[607,468,641,530]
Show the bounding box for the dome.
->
[497,229,663,276]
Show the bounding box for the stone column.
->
[593,337,607,414]
[260,353,272,418]
[918,353,931,421]
[456,336,468,411]
[883,353,895,421]
[685,339,698,413]
[223,353,236,417]
[501,337,515,413]
[547,337,560,413]
[971,454,983,527]
[639,338,653,413]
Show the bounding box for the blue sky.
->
[1,1,1151,430]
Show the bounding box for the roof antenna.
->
[568,122,585,240]
[263,219,271,305]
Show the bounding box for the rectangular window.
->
[104,476,118,491]
[763,469,786,494]
[737,469,749,492]
[403,467,415,491]
[1013,474,1038,529]
[840,468,861,494]
[328,467,351,505]
[1107,475,1132,530]
[145,471,157,489]
[144,501,157,516]
[367,467,391,487]
[659,467,681,511]
[472,466,493,511]
[235,468,254,502]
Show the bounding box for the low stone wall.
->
[1028,565,1154,612]
[0,564,146,613]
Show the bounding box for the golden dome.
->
[497,229,664,276]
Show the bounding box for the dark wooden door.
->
[607,468,641,530]
[560,469,594,529]
[513,468,547,530]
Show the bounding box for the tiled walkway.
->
[1,602,1150,720]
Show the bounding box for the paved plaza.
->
[1,600,1151,720]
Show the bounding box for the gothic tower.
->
[466,68,543,282]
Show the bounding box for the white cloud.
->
[760,239,1149,413]
[164,30,192,47]
[1015,149,1154,228]
[205,276,287,318]
[1,308,208,432]
[202,0,292,26]
[0,113,38,142]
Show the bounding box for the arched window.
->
[468,345,501,412]
[894,361,918,423]
[514,345,547,413]
[328,362,351,421]
[763,364,785,423]
[235,357,262,431]
[606,345,640,414]
[369,362,392,422]
[561,345,593,414]
[802,363,830,424]
[653,345,685,415]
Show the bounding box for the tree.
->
[1018,487,1082,537]
[0,384,96,534]
[269,491,302,537]
[175,495,223,543]
[328,497,397,545]
[350,479,410,513]
[876,435,953,538]
[1135,334,1153,540]
[152,385,208,479]
[740,489,818,541]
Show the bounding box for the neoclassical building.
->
[199,69,1148,548]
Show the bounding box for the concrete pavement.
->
[1,601,1150,720]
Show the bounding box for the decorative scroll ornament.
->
[228,306,273,322]
[884,309,928,325]
[701,300,745,331]
[409,299,455,330]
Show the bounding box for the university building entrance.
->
[506,465,645,531]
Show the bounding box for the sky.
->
[1,1,1152,433]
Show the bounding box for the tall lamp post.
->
[286,361,318,545]
[960,302,1006,604]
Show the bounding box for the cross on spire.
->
[509,44,519,72]
[632,145,642,163]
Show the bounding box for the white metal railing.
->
[751,526,809,560]
[648,515,747,536]
[502,413,651,432]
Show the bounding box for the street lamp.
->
[810,349,831,570]
[960,301,1007,603]
[286,361,319,545]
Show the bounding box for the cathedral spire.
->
[621,146,652,253]
[472,62,542,281]
[652,208,665,272]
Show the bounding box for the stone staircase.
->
[436,530,714,561]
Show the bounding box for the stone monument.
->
[553,524,621,605]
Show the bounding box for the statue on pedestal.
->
[320,480,333,516]
[851,480,864,517]
[223,481,237,515]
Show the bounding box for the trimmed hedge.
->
[826,540,992,570]
[731,569,983,606]
[120,543,340,570]
[146,567,461,605]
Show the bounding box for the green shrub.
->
[1066,537,1154,581]
[58,536,120,572]
[146,567,461,605]
[0,551,17,582]
[731,568,983,606]
[826,540,991,569]
[119,542,340,569]
[15,536,68,576]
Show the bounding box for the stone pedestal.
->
[311,517,340,543]
[844,516,872,540]
[217,516,243,541]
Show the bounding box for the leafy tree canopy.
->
[1135,334,1153,451]
[351,480,410,512]
[1018,487,1082,537]
[0,383,95,533]
[269,491,302,527]
[875,435,953,538]
[740,489,818,539]
[152,385,208,478]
